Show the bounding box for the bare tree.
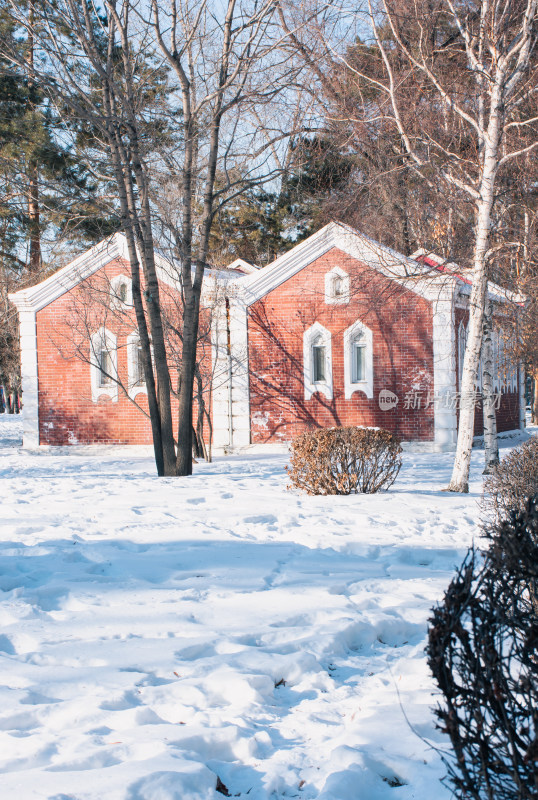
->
[3,0,300,475]
[146,0,298,474]
[283,0,538,490]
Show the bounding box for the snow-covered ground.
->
[0,415,527,800]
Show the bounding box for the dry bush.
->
[483,436,538,525]
[287,426,402,495]
[428,496,538,800]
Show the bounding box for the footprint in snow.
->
[244,514,278,525]
[100,690,141,711]
[0,634,16,654]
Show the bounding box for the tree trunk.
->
[531,370,538,425]
[447,84,504,493]
[446,212,489,492]
[100,46,176,476]
[122,225,166,476]
[195,363,209,462]
[175,294,200,475]
[481,297,499,474]
[28,164,41,273]
[27,0,40,274]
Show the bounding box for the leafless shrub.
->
[287,427,402,495]
[482,436,538,526]
[427,495,538,800]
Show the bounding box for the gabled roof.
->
[226,258,260,275]
[412,249,471,284]
[8,233,237,313]
[412,248,523,305]
[230,221,455,306]
[9,233,132,313]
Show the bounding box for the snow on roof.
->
[412,248,523,305]
[9,233,252,313]
[229,221,456,306]
[225,258,260,275]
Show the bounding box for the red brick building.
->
[10,222,524,452]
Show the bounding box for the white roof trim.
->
[412,247,523,305]
[9,233,132,313]
[8,234,210,313]
[226,258,260,274]
[231,222,454,306]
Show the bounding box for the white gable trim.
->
[235,222,453,307]
[9,234,131,313]
[8,235,189,314]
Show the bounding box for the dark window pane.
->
[352,343,365,382]
[99,348,113,386]
[136,345,145,385]
[313,344,326,382]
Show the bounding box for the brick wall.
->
[35,258,213,446]
[247,247,436,443]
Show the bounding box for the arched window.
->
[98,346,114,387]
[303,322,333,400]
[332,274,344,298]
[90,327,118,402]
[117,282,127,303]
[312,335,327,383]
[344,320,373,399]
[325,267,350,305]
[492,329,501,393]
[127,331,149,398]
[110,274,132,308]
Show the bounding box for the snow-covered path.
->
[0,414,498,799]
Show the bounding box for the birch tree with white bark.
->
[283,0,538,491]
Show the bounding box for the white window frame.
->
[344,320,373,399]
[492,329,517,393]
[304,322,333,400]
[324,266,350,305]
[110,274,133,309]
[127,331,148,399]
[90,327,118,402]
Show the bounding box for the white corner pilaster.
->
[18,310,40,448]
[210,298,232,450]
[228,298,251,448]
[210,294,251,451]
[432,296,458,449]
